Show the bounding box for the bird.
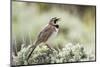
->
[26,17,60,61]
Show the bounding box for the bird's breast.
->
[46,27,58,44]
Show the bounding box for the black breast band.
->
[54,25,59,28]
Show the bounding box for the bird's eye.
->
[54,19,59,24]
[54,20,56,24]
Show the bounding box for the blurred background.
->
[12,1,95,57]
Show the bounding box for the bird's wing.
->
[37,25,55,43]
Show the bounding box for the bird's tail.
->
[26,40,40,61]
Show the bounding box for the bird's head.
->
[49,17,60,25]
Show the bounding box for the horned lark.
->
[27,17,60,60]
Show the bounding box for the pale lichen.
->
[12,43,95,65]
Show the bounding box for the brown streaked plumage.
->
[27,17,60,61]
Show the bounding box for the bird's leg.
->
[45,44,54,51]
